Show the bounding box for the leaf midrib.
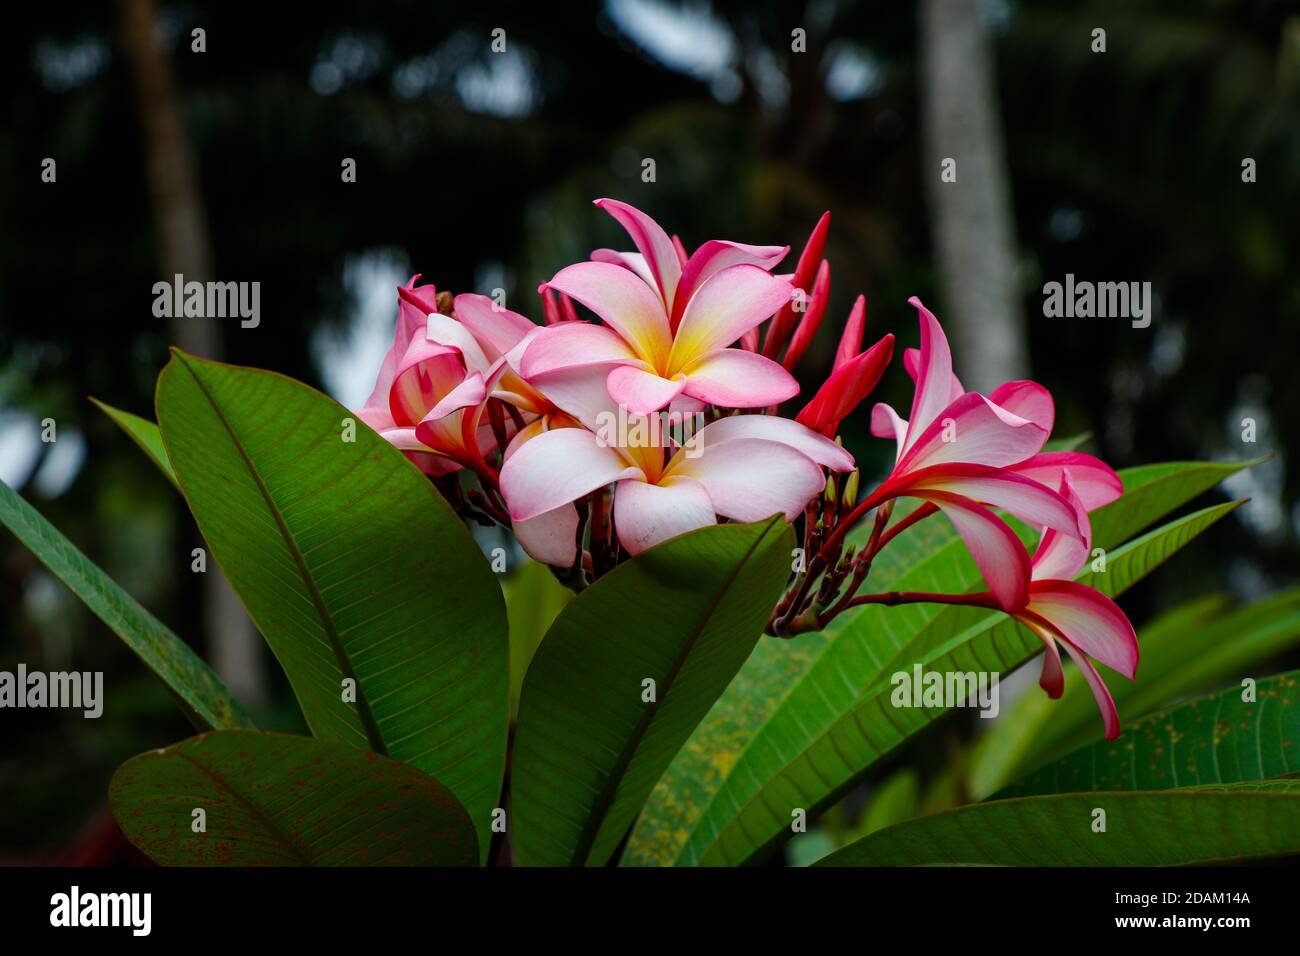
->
[170,353,386,754]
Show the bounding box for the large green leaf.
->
[0,478,252,731]
[154,350,508,859]
[997,670,1300,798]
[970,587,1300,797]
[511,517,794,866]
[816,780,1300,866]
[110,731,477,866]
[89,398,178,488]
[628,459,1254,866]
[695,500,1241,865]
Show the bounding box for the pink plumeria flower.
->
[498,365,853,561]
[355,278,543,477]
[519,199,800,416]
[862,297,1095,611]
[1014,471,1139,740]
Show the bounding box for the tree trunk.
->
[919,0,1028,390]
[117,0,267,707]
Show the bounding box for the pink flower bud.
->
[783,259,831,371]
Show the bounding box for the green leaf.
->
[816,781,1300,866]
[89,398,177,488]
[154,350,508,860]
[970,587,1300,797]
[110,731,477,866]
[511,517,794,866]
[695,500,1241,866]
[0,478,252,731]
[996,670,1300,798]
[503,559,573,720]
[628,458,1254,867]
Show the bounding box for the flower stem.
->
[844,590,997,610]
[873,501,938,552]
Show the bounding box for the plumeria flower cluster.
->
[356,199,1138,738]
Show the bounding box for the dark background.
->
[2,0,1298,861]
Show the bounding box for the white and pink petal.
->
[912,490,1031,611]
[613,476,716,555]
[389,337,467,427]
[1024,581,1139,679]
[670,265,793,366]
[870,402,909,460]
[513,504,580,568]
[902,297,961,450]
[520,321,643,378]
[672,240,788,326]
[593,198,682,311]
[1029,470,1093,581]
[545,261,672,367]
[988,380,1055,433]
[679,348,799,409]
[897,465,1083,538]
[667,437,824,523]
[499,426,644,522]
[694,414,855,472]
[606,365,686,415]
[1006,452,1123,512]
[897,391,1048,473]
[453,293,537,358]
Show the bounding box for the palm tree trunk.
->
[118,0,267,708]
[919,0,1028,390]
